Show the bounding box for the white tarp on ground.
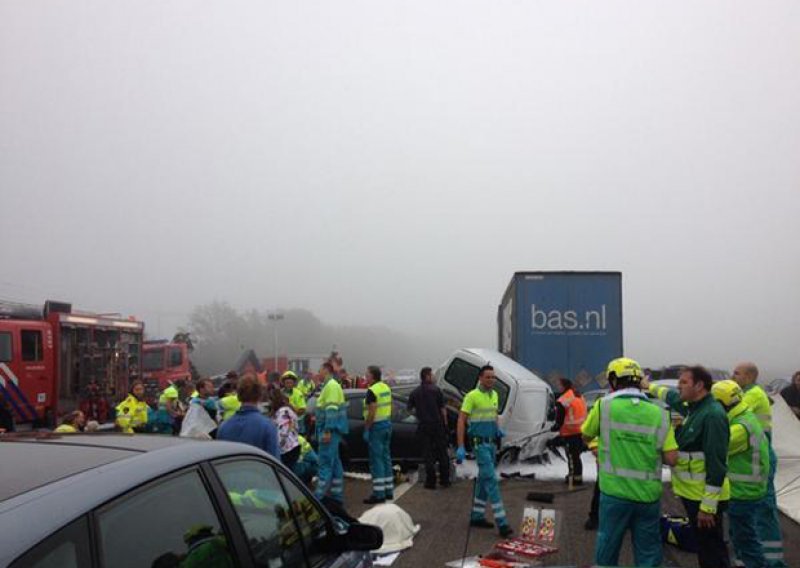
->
[358,503,421,554]
[771,396,800,523]
[455,451,599,482]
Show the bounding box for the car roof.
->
[0,432,217,500]
[0,434,274,564]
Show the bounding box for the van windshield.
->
[444,358,510,413]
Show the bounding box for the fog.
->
[2,2,799,377]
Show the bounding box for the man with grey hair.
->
[731,362,786,567]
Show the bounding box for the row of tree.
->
[184,301,450,376]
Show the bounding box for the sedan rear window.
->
[96,469,233,568]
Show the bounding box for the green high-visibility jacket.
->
[742,384,772,439]
[649,385,730,513]
[727,402,769,501]
[582,390,677,503]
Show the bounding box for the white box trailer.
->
[435,348,557,460]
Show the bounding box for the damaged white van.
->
[435,348,557,460]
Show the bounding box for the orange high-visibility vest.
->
[558,389,587,436]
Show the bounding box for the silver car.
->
[0,433,381,567]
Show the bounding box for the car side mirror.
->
[338,523,383,552]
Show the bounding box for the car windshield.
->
[142,348,165,371]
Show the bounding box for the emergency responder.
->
[217,382,241,422]
[298,372,316,398]
[190,378,220,437]
[282,371,307,420]
[644,366,732,568]
[581,358,678,567]
[115,380,149,434]
[293,434,319,485]
[732,362,786,567]
[315,361,348,503]
[55,410,86,433]
[192,378,220,417]
[710,380,772,568]
[456,365,513,538]
[363,365,394,504]
[155,379,187,435]
[555,377,588,485]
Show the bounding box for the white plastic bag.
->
[180,403,217,439]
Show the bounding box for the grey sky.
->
[2,2,799,376]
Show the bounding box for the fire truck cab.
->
[0,301,144,427]
[142,340,191,401]
[0,320,55,425]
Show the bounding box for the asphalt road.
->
[344,473,800,567]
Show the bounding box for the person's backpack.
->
[660,515,698,552]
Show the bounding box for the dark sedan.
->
[0,433,381,567]
[306,389,457,469]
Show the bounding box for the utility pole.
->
[268,311,284,373]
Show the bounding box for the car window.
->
[444,358,479,394]
[215,459,307,567]
[444,359,510,413]
[347,396,364,420]
[0,331,12,362]
[21,329,43,361]
[96,469,234,568]
[277,469,332,568]
[392,399,417,424]
[11,516,92,568]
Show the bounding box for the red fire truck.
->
[141,340,191,401]
[0,300,144,427]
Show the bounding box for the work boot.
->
[423,483,436,490]
[498,525,514,538]
[584,517,598,530]
[440,481,451,488]
[362,496,385,505]
[469,518,494,529]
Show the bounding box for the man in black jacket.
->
[407,367,451,489]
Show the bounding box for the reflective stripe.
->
[678,451,706,460]
[762,541,783,548]
[474,498,486,506]
[701,497,718,509]
[704,484,722,494]
[472,507,485,514]
[674,471,706,481]
[612,467,662,481]
[609,421,659,435]
[764,553,784,560]
[728,473,763,482]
